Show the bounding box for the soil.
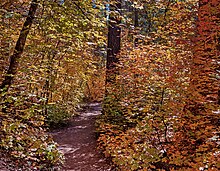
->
[51,103,113,171]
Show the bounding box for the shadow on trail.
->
[51,103,113,171]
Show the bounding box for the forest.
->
[0,0,219,170]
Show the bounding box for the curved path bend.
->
[51,103,113,171]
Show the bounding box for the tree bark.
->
[106,0,121,84]
[134,8,138,47]
[0,0,39,93]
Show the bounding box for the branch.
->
[72,2,90,20]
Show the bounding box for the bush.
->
[46,104,72,128]
[0,93,64,170]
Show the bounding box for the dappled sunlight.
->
[58,145,80,154]
[52,103,112,171]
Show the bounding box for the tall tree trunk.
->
[0,0,39,93]
[134,8,138,47]
[106,0,121,84]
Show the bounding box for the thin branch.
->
[72,2,90,20]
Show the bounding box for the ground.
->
[0,103,113,171]
[51,103,113,171]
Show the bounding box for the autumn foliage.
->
[97,0,220,170]
[0,0,105,169]
[0,0,219,170]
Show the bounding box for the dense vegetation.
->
[0,0,219,170]
[97,0,220,170]
[0,0,105,169]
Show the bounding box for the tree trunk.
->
[106,0,121,84]
[134,8,138,47]
[0,0,39,93]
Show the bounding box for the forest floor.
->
[51,103,113,171]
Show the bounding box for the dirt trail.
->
[51,103,112,171]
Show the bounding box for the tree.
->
[106,0,121,83]
[0,0,106,169]
[0,0,39,93]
